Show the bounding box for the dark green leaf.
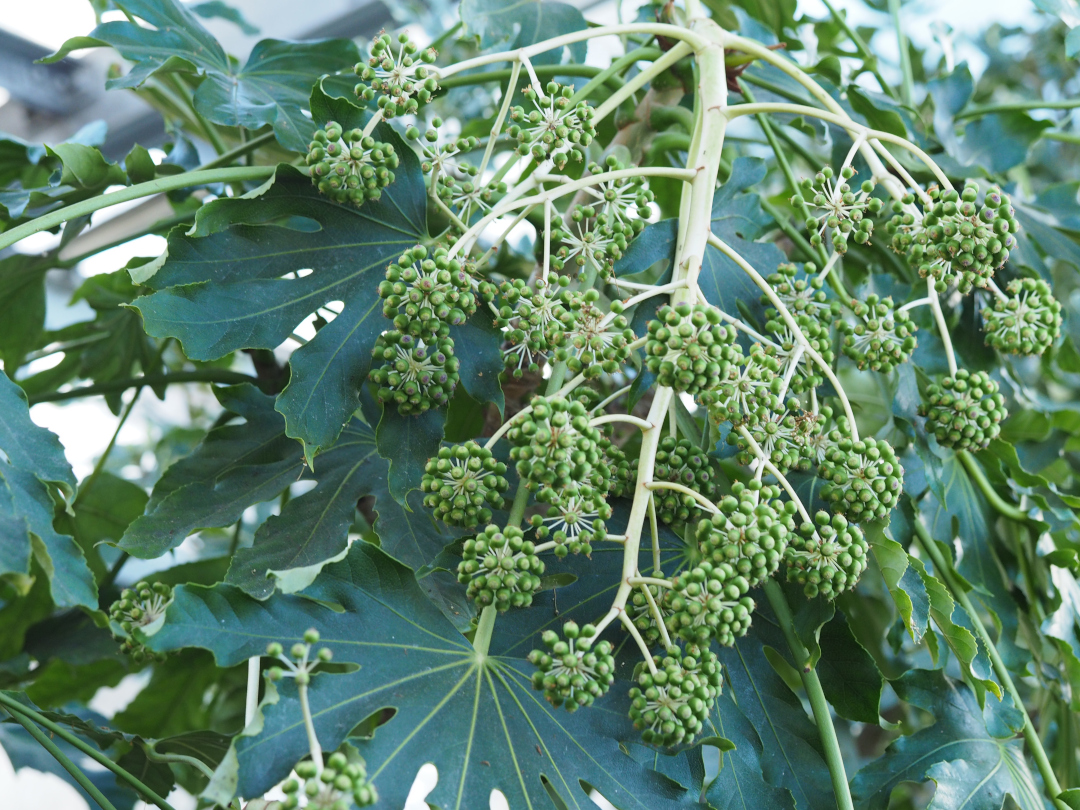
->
[851,669,1033,810]
[0,372,77,500]
[44,0,359,151]
[815,611,882,723]
[150,542,694,809]
[460,0,588,65]
[375,405,445,503]
[136,150,426,459]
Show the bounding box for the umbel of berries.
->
[793,166,882,254]
[552,290,635,379]
[457,525,544,612]
[785,511,868,599]
[645,437,721,528]
[378,244,476,339]
[531,483,611,557]
[983,277,1062,356]
[508,82,596,169]
[645,303,740,395]
[109,581,173,663]
[369,331,459,415]
[838,294,918,373]
[666,561,754,646]
[307,122,398,207]
[507,396,603,501]
[281,751,377,809]
[628,645,723,747]
[696,480,796,587]
[818,427,903,523]
[919,370,1008,451]
[354,32,438,118]
[766,262,839,323]
[421,441,509,528]
[528,621,615,711]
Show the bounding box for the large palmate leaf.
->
[0,372,77,501]
[149,541,696,810]
[43,0,359,151]
[460,0,588,65]
[616,156,784,329]
[121,385,456,597]
[133,151,425,460]
[851,669,1038,810]
[920,452,996,592]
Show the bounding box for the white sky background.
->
[0,0,1056,808]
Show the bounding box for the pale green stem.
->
[628,576,673,589]
[763,580,856,810]
[619,611,659,674]
[645,480,720,513]
[926,278,959,376]
[142,744,215,779]
[589,414,653,430]
[479,60,521,178]
[0,166,276,252]
[887,0,915,107]
[709,233,860,441]
[911,522,1069,810]
[245,656,261,727]
[820,0,894,97]
[473,605,498,656]
[298,682,323,774]
[957,449,1029,523]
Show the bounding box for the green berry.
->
[378,245,476,340]
[354,33,438,119]
[306,120,398,207]
[507,82,596,170]
[507,396,603,502]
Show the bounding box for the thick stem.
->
[763,580,855,810]
[0,694,175,810]
[245,656,261,727]
[473,605,498,656]
[196,130,277,171]
[911,522,1069,809]
[3,708,119,810]
[0,166,276,253]
[298,682,324,774]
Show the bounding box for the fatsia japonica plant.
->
[3,0,1080,808]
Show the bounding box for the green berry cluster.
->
[645,303,741,394]
[457,525,545,612]
[528,621,615,711]
[281,752,377,809]
[507,397,603,503]
[818,430,903,523]
[919,370,1007,451]
[266,628,333,687]
[700,344,782,426]
[369,331,458,415]
[696,480,796,587]
[108,581,173,664]
[421,441,509,528]
[306,122,398,207]
[378,244,476,339]
[589,157,655,232]
[729,405,817,474]
[551,205,630,274]
[762,315,834,394]
[665,561,754,646]
[785,511,868,599]
[643,436,721,528]
[531,485,611,556]
[983,278,1061,356]
[838,294,917,372]
[793,166,882,254]
[889,183,1019,293]
[626,584,668,646]
[551,290,635,378]
[628,645,723,746]
[497,277,569,377]
[354,32,438,118]
[508,82,596,169]
[765,262,840,323]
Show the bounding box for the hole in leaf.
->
[347,706,396,739]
